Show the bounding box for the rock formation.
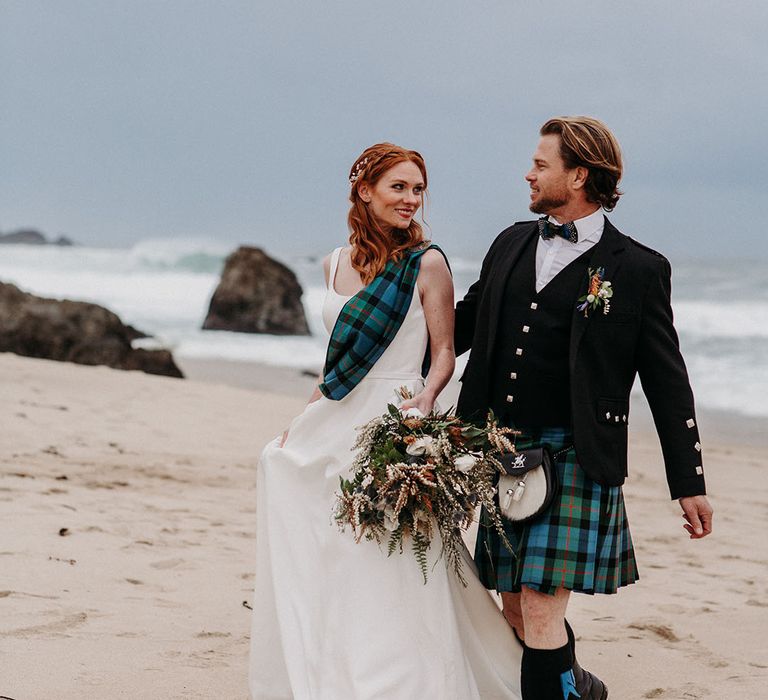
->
[203,247,310,335]
[0,282,183,378]
[0,229,74,246]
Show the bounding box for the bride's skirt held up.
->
[248,373,522,699]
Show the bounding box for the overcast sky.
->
[1,1,766,261]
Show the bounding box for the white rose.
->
[454,454,477,473]
[602,281,612,287]
[405,436,433,456]
[586,293,596,303]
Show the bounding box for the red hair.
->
[347,142,428,284]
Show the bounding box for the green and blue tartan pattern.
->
[475,425,639,595]
[319,244,441,401]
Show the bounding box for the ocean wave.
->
[674,301,768,339]
[1,240,766,417]
[172,331,326,369]
[128,237,230,273]
[683,352,767,418]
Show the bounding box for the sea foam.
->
[0,239,765,417]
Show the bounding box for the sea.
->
[1,239,766,418]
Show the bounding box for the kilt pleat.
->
[475,426,639,596]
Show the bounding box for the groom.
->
[455,116,713,700]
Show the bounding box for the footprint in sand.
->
[644,682,712,698]
[160,650,182,659]
[1,611,87,638]
[0,591,58,600]
[150,558,185,570]
[184,648,232,669]
[628,621,681,642]
[85,480,130,490]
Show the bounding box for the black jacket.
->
[455,218,706,500]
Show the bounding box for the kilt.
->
[475,425,639,595]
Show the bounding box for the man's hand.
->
[679,495,713,539]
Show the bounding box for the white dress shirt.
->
[535,208,605,292]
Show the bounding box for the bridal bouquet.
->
[334,396,516,585]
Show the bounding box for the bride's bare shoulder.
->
[323,246,351,286]
[322,253,332,285]
[418,247,451,277]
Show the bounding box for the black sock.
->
[564,619,586,686]
[521,642,576,700]
[564,618,575,652]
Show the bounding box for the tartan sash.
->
[319,244,443,401]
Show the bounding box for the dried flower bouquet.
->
[334,396,516,585]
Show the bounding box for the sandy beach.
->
[2,352,767,699]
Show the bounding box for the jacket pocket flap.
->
[597,397,629,425]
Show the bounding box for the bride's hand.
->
[279,384,323,448]
[399,392,435,417]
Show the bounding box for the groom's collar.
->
[548,207,604,243]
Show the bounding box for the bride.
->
[248,143,521,699]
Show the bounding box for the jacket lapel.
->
[568,217,627,367]
[486,223,538,362]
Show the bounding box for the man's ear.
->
[358,182,372,203]
[571,166,589,191]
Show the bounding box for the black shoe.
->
[572,659,609,699]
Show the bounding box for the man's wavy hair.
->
[541,116,623,212]
[347,142,428,284]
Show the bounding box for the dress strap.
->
[327,246,344,291]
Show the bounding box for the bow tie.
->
[538,217,578,243]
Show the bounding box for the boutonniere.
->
[577,267,613,317]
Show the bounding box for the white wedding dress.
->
[249,247,522,699]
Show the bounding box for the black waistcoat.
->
[489,235,593,427]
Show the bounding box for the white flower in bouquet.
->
[402,407,425,419]
[597,283,613,300]
[454,454,477,473]
[383,504,399,532]
[405,436,433,456]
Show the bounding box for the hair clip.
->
[349,157,369,184]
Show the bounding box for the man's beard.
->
[529,191,569,215]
